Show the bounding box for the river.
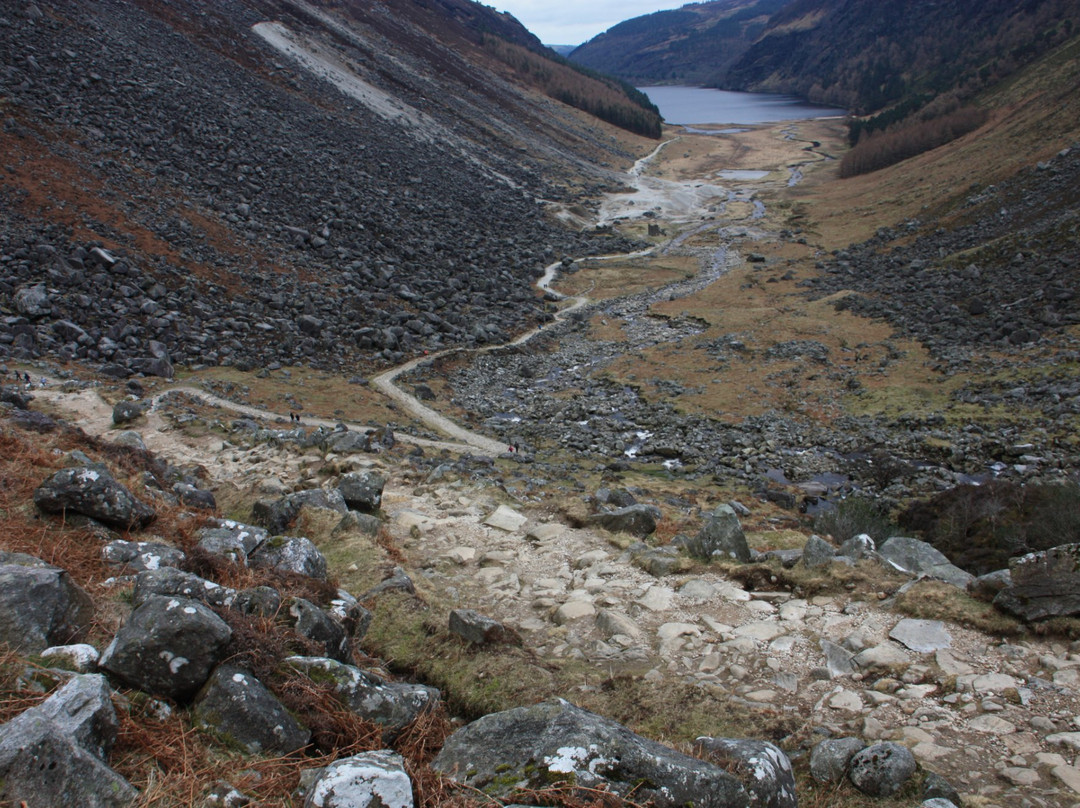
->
[638,85,846,126]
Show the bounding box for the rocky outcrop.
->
[303,751,413,808]
[432,699,749,807]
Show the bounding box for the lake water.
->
[639,85,846,126]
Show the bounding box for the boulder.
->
[14,283,51,319]
[233,585,282,617]
[838,533,876,560]
[111,400,144,425]
[29,674,119,760]
[40,643,101,673]
[809,737,865,784]
[432,699,747,807]
[131,568,235,609]
[993,543,1080,621]
[249,536,328,580]
[102,540,185,573]
[685,504,750,562]
[286,657,439,739]
[174,482,217,511]
[196,520,269,566]
[889,618,951,653]
[324,430,372,454]
[253,489,348,534]
[193,665,310,755]
[587,504,659,538]
[694,738,797,808]
[0,712,136,807]
[847,742,917,797]
[801,535,838,567]
[303,750,413,808]
[34,467,155,530]
[285,598,350,662]
[99,595,232,700]
[338,472,386,512]
[877,536,973,588]
[448,609,518,645]
[0,561,93,653]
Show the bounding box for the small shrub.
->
[813,496,898,543]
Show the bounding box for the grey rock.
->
[448,609,518,645]
[324,430,371,454]
[334,511,381,537]
[14,283,51,319]
[338,471,387,513]
[174,482,217,511]
[35,466,155,530]
[252,488,347,534]
[923,771,963,805]
[889,618,951,653]
[685,504,751,562]
[820,639,856,678]
[0,711,137,807]
[838,533,876,559]
[193,665,310,755]
[303,750,413,808]
[587,504,659,538]
[30,674,119,760]
[102,540,185,573]
[631,545,685,577]
[968,568,1011,601]
[286,657,439,739]
[432,698,747,807]
[99,595,232,700]
[196,521,268,565]
[233,586,282,617]
[877,536,973,588]
[0,561,93,653]
[286,598,350,662]
[801,534,837,567]
[994,543,1080,621]
[112,430,147,451]
[847,742,917,797]
[112,400,144,425]
[249,536,327,580]
[809,737,865,784]
[921,800,959,808]
[694,738,797,808]
[132,568,234,609]
[363,566,415,599]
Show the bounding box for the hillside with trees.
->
[569,0,792,85]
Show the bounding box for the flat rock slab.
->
[483,505,527,532]
[889,618,951,653]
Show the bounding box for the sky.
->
[492,1,691,46]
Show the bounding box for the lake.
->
[638,85,846,126]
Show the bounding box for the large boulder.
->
[0,560,93,653]
[102,540,185,573]
[111,400,144,426]
[685,504,751,562]
[993,543,1080,621]
[303,750,412,808]
[249,536,328,580]
[587,504,659,538]
[99,595,232,700]
[193,665,310,755]
[34,467,155,530]
[847,742,917,797]
[809,737,865,784]
[877,537,973,588]
[448,609,518,646]
[337,471,387,513]
[694,738,797,808]
[0,674,136,807]
[286,657,439,740]
[431,699,747,807]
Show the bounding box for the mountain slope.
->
[722,0,1080,113]
[569,0,792,85]
[0,0,655,377]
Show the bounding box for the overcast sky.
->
[493,1,690,46]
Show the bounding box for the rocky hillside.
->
[568,0,792,86]
[0,0,655,378]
